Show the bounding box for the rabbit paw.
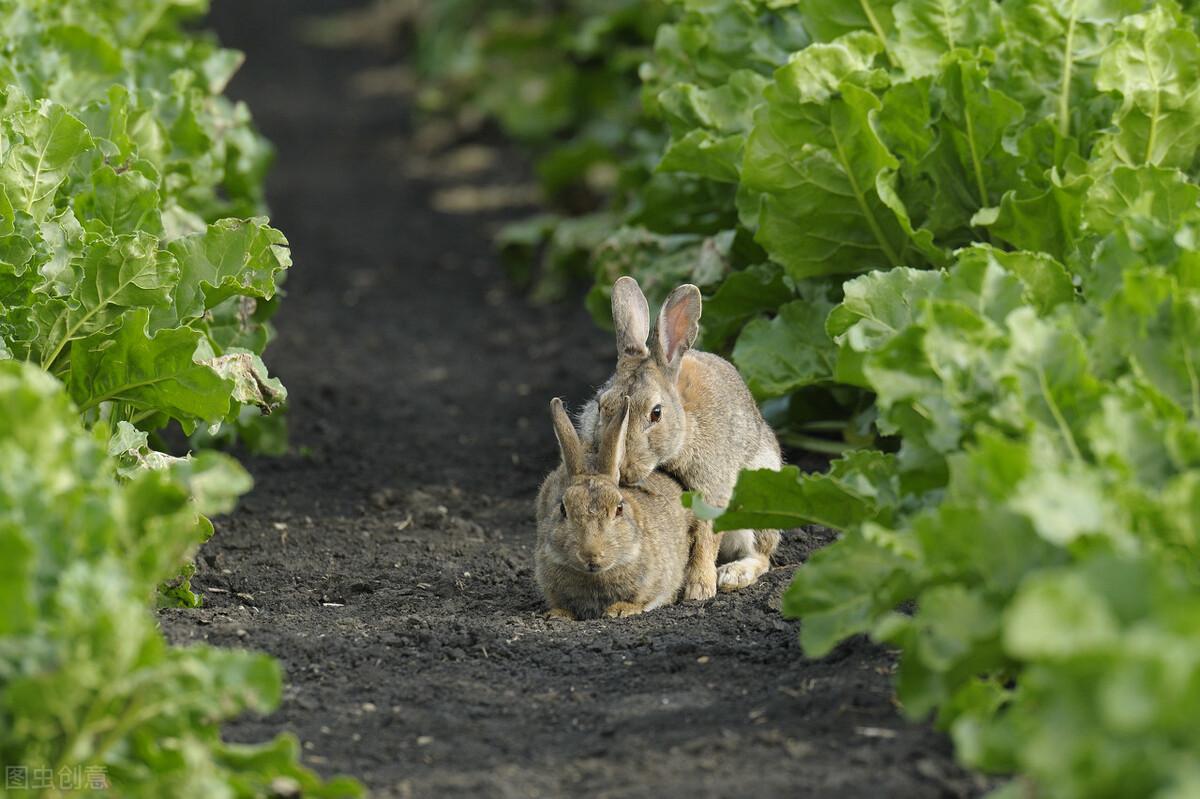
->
[545,607,576,621]
[604,601,645,618]
[683,569,717,601]
[717,557,768,592]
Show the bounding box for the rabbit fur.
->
[578,276,782,593]
[535,396,713,620]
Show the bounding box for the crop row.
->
[0,1,357,795]
[417,1,1200,795]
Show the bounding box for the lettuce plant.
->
[0,0,288,442]
[0,2,360,794]
[432,0,1200,793]
[0,361,360,797]
[679,4,1200,794]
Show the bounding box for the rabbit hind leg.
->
[714,440,779,591]
[716,529,770,591]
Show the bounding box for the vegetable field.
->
[406,0,1200,796]
[0,0,350,795]
[7,0,1200,796]
[162,1,977,795]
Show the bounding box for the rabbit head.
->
[593,276,701,486]
[546,395,641,574]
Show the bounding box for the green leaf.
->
[741,33,913,279]
[32,206,86,294]
[998,0,1142,140]
[700,261,793,348]
[658,70,771,182]
[168,450,253,517]
[1010,462,1124,547]
[0,103,92,221]
[733,296,838,398]
[1091,267,1200,419]
[828,267,943,343]
[799,0,899,50]
[1086,388,1180,489]
[0,522,34,635]
[74,162,164,236]
[926,53,1025,224]
[1095,4,1200,169]
[999,309,1100,460]
[107,419,194,478]
[1003,569,1119,659]
[1084,165,1200,236]
[952,245,1075,315]
[827,267,942,385]
[165,217,290,325]
[36,232,179,369]
[783,524,916,656]
[908,585,1000,672]
[880,583,1004,718]
[893,0,999,77]
[647,0,807,96]
[67,308,231,429]
[659,129,745,183]
[865,324,965,452]
[688,449,904,531]
[981,168,1091,261]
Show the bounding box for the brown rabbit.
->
[535,396,712,620]
[579,276,782,593]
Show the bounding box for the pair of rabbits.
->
[534,277,782,620]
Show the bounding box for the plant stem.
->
[1184,344,1200,422]
[964,105,990,208]
[859,0,898,68]
[1037,366,1083,463]
[1057,2,1078,138]
[1142,39,1162,164]
[831,125,903,268]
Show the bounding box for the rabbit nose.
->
[580,551,603,571]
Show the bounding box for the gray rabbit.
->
[578,277,782,594]
[535,396,712,620]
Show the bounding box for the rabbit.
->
[578,276,783,594]
[535,395,714,620]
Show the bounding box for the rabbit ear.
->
[550,398,585,477]
[599,396,631,483]
[612,276,650,359]
[654,284,701,372]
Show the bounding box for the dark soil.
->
[160,2,985,797]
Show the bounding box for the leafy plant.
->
[0,0,289,444]
[416,0,661,157]
[0,361,359,798]
[700,228,1200,796]
[0,1,359,794]
[423,0,1200,794]
[679,3,1200,794]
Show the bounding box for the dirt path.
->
[160,2,983,796]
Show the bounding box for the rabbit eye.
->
[649,404,662,423]
[614,501,624,517]
[559,500,567,518]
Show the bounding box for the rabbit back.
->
[668,350,781,505]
